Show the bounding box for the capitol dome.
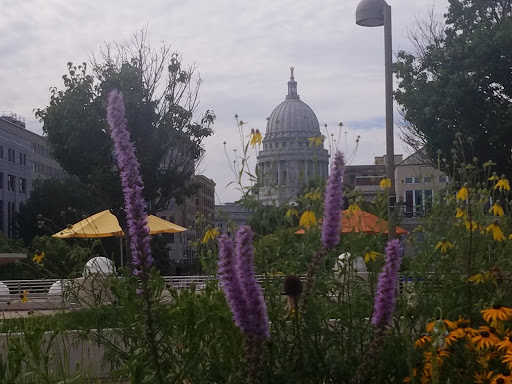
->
[265,70,321,138]
[257,68,329,206]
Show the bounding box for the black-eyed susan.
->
[491,374,511,384]
[489,172,500,181]
[465,219,478,232]
[482,305,512,323]
[379,178,391,189]
[364,250,380,264]
[21,291,28,303]
[474,371,494,384]
[426,318,457,333]
[414,335,432,348]
[299,209,317,228]
[495,176,511,192]
[503,351,512,370]
[202,227,220,243]
[469,273,486,284]
[472,326,500,349]
[403,368,417,383]
[457,185,469,201]
[249,129,262,148]
[346,203,361,215]
[497,334,512,352]
[487,222,506,242]
[304,189,322,200]
[491,201,505,217]
[32,251,45,264]
[285,206,299,218]
[435,239,454,253]
[455,207,467,218]
[445,328,466,346]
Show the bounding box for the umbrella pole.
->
[120,237,123,269]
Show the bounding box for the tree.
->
[35,29,215,217]
[394,1,512,173]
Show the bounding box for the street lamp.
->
[356,0,396,239]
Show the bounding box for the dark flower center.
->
[493,304,503,310]
[508,336,512,342]
[497,378,505,384]
[481,331,490,338]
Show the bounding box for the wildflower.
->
[249,129,262,148]
[371,239,402,329]
[491,201,505,217]
[472,326,500,349]
[202,227,220,243]
[497,334,512,352]
[456,186,469,201]
[469,273,486,284]
[503,351,512,370]
[455,207,466,218]
[414,335,432,348]
[434,239,453,253]
[445,328,466,346]
[347,203,361,215]
[495,176,511,191]
[426,319,456,333]
[21,291,28,303]
[299,209,317,228]
[321,151,344,249]
[304,189,322,200]
[379,178,391,189]
[364,250,380,263]
[32,251,45,264]
[482,305,512,323]
[486,222,505,242]
[465,219,478,232]
[307,136,324,147]
[491,374,511,384]
[285,207,299,218]
[403,368,417,383]
[284,275,303,315]
[474,371,494,384]
[489,172,500,181]
[107,90,152,280]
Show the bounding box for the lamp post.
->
[356,0,396,239]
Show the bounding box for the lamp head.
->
[356,0,388,27]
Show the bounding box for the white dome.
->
[83,257,116,277]
[0,281,10,301]
[48,280,68,301]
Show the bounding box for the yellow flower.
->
[364,251,380,263]
[379,178,391,189]
[307,136,324,147]
[285,207,299,218]
[482,305,512,323]
[490,202,504,217]
[495,176,511,192]
[472,326,500,349]
[434,240,453,253]
[465,219,478,232]
[503,351,512,370]
[491,374,511,384]
[32,251,45,264]
[347,203,362,215]
[414,335,431,348]
[299,209,317,228]
[304,189,322,200]
[249,129,262,148]
[474,371,494,384]
[497,334,512,352]
[486,222,505,242]
[469,273,486,284]
[455,207,467,218]
[202,227,220,243]
[21,291,28,303]
[489,172,500,181]
[456,186,469,201]
[426,319,456,333]
[445,328,466,346]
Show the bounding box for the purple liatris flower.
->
[107,90,152,277]
[236,226,270,339]
[321,151,345,249]
[371,239,402,329]
[218,234,249,332]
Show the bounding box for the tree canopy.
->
[394,0,512,173]
[35,30,215,216]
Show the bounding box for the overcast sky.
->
[1,0,447,203]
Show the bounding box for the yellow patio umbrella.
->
[52,210,187,267]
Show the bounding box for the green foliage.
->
[394,0,512,174]
[35,30,214,215]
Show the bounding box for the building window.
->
[439,175,449,183]
[423,176,432,183]
[19,178,26,194]
[404,190,433,217]
[7,175,15,191]
[0,172,3,189]
[23,154,26,166]
[414,177,421,184]
[0,146,3,159]
[19,153,22,164]
[404,177,413,184]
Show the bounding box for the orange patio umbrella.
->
[295,209,408,235]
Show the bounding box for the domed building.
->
[257,68,330,205]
